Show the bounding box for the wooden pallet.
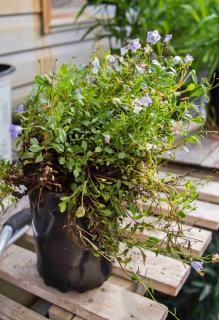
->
[1,167,219,319]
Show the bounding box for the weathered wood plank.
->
[1,40,107,89]
[0,293,46,320]
[202,145,219,168]
[0,15,94,56]
[144,198,219,230]
[125,216,212,256]
[12,84,34,108]
[0,0,41,15]
[159,169,219,205]
[49,275,137,320]
[163,135,219,166]
[0,245,168,320]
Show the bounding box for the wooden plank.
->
[114,247,190,297]
[0,245,168,320]
[24,227,190,296]
[202,145,219,168]
[0,314,11,320]
[0,293,46,320]
[0,0,41,15]
[0,15,94,56]
[159,169,219,205]
[163,135,219,166]
[143,198,219,230]
[49,276,137,320]
[1,40,107,89]
[12,84,34,108]
[197,181,219,204]
[125,216,212,256]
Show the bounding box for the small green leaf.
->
[95,146,102,152]
[59,201,66,213]
[35,153,43,163]
[118,152,126,159]
[186,83,196,91]
[75,206,85,218]
[59,157,65,164]
[73,167,80,177]
[82,140,87,151]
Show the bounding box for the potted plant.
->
[79,0,219,125]
[0,33,213,294]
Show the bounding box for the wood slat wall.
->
[0,1,106,107]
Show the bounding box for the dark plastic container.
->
[29,191,112,292]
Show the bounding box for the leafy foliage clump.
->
[0,36,210,268]
[80,0,219,78]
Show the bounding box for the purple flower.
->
[173,56,182,65]
[87,75,95,83]
[128,39,141,52]
[107,55,116,64]
[191,261,204,275]
[92,57,100,74]
[136,65,145,74]
[184,54,193,64]
[104,135,110,144]
[75,89,81,95]
[120,47,128,56]
[146,30,161,45]
[139,95,152,107]
[15,104,24,113]
[9,124,22,139]
[133,94,152,113]
[164,34,172,43]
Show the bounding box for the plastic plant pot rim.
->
[0,64,16,77]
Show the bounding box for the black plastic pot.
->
[29,191,112,293]
[210,68,219,126]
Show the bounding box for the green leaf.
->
[59,201,67,213]
[75,206,85,218]
[191,116,204,124]
[118,152,126,159]
[59,157,65,165]
[73,167,80,178]
[82,140,87,151]
[51,143,64,153]
[95,146,102,152]
[35,153,43,163]
[29,144,42,153]
[186,83,196,91]
[101,209,113,217]
[57,128,66,143]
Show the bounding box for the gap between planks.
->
[0,245,168,320]
[0,293,46,320]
